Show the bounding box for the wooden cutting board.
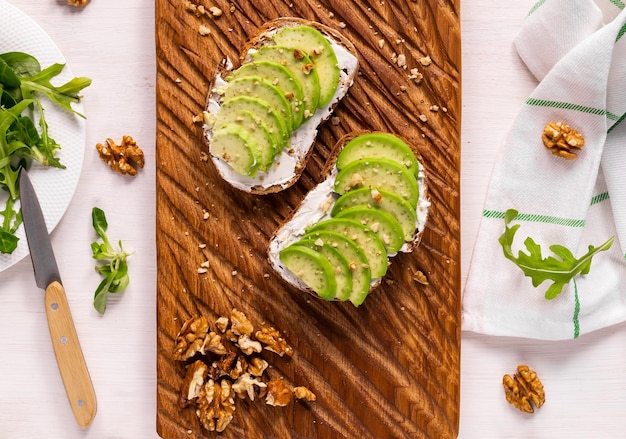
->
[155,1,461,438]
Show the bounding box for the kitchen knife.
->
[19,170,97,428]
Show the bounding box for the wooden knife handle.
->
[44,281,97,428]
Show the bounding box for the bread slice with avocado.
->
[203,17,359,194]
[268,132,430,306]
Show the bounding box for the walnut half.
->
[542,121,584,160]
[503,365,545,413]
[172,316,209,361]
[96,135,145,175]
[255,326,294,357]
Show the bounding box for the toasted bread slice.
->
[268,131,430,306]
[203,17,359,194]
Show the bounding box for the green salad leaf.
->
[498,209,614,300]
[91,207,133,314]
[0,51,91,254]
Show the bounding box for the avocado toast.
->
[203,18,359,194]
[269,132,430,306]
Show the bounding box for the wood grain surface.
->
[155,1,461,438]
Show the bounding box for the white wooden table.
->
[1,1,625,437]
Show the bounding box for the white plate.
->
[0,0,86,272]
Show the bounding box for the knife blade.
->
[19,170,97,428]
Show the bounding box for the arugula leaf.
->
[0,195,21,253]
[498,209,614,299]
[90,207,133,314]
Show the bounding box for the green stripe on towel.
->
[612,1,626,12]
[525,98,619,120]
[618,22,626,41]
[591,191,610,205]
[573,278,580,339]
[528,0,547,15]
[608,112,626,134]
[483,210,585,227]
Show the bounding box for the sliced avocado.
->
[217,110,277,171]
[215,96,289,148]
[334,157,419,208]
[300,230,371,306]
[272,25,340,108]
[280,244,337,300]
[251,46,320,118]
[334,205,405,253]
[337,133,420,177]
[210,123,261,176]
[226,60,305,127]
[307,218,388,279]
[291,238,352,301]
[331,188,417,241]
[221,76,294,133]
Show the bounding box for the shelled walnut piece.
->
[96,135,145,175]
[542,121,585,160]
[503,365,545,413]
[173,309,315,433]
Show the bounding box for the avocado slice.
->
[337,133,420,177]
[216,96,289,148]
[300,230,371,306]
[221,76,294,133]
[216,110,277,171]
[226,60,305,128]
[280,244,337,300]
[251,45,320,118]
[334,205,405,253]
[291,238,352,301]
[272,25,340,108]
[334,157,419,208]
[307,218,388,279]
[331,188,417,242]
[210,123,261,176]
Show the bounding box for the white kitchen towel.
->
[462,0,626,340]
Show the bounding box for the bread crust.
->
[203,17,359,195]
[268,131,430,302]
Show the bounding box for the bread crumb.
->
[418,114,428,122]
[397,54,407,69]
[378,39,385,49]
[198,25,211,36]
[419,56,432,66]
[209,6,223,16]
